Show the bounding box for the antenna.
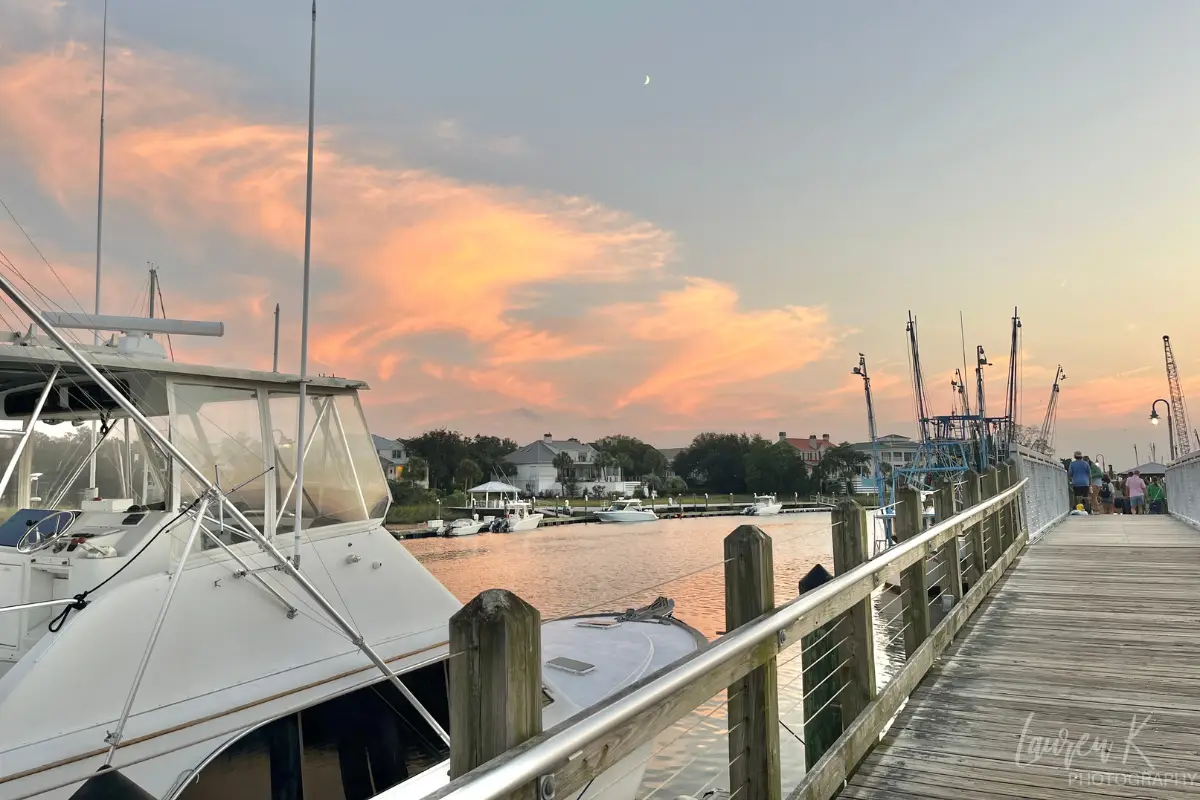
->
[292,0,318,567]
[88,0,110,498]
[958,310,971,416]
[273,303,281,372]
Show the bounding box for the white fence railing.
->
[1166,449,1200,528]
[1013,445,1071,541]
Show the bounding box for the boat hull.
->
[595,510,657,523]
[444,521,484,536]
[505,513,543,531]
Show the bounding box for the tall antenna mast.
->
[292,0,318,566]
[958,311,971,416]
[88,0,110,496]
[1003,307,1021,452]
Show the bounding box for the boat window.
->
[177,661,451,800]
[3,415,171,522]
[171,385,269,543]
[270,392,389,532]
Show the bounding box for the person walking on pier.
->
[1126,469,1147,515]
[1111,477,1126,514]
[1069,452,1092,512]
[1099,477,1113,514]
[1148,477,1166,514]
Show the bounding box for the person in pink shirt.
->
[1125,470,1147,515]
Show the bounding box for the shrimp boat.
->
[0,302,705,799]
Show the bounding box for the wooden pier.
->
[841,513,1200,799]
[427,447,1200,800]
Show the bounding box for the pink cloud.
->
[0,30,843,438]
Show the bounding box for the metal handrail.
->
[413,478,1027,800]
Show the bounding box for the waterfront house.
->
[657,447,685,477]
[505,433,626,495]
[371,434,426,486]
[850,433,919,473]
[779,432,835,464]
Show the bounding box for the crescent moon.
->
[644,75,651,86]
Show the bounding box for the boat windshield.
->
[0,409,171,525]
[175,386,389,534]
[0,361,389,533]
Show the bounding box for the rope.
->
[47,497,203,632]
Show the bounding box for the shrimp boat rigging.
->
[0,291,704,800]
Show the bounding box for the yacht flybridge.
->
[0,299,703,800]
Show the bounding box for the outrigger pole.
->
[0,271,450,746]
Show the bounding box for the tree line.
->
[396,428,871,500]
[670,433,869,496]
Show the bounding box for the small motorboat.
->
[742,494,783,516]
[595,498,657,524]
[484,500,544,532]
[443,518,484,537]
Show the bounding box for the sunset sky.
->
[3,1,1200,468]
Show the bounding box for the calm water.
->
[403,513,904,798]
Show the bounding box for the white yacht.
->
[594,499,657,524]
[0,307,703,800]
[742,494,783,516]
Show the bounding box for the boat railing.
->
[406,458,1067,800]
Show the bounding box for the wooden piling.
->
[724,525,782,800]
[799,565,841,770]
[893,488,930,657]
[981,466,1001,566]
[1008,458,1027,539]
[932,478,964,604]
[449,588,542,796]
[831,501,876,724]
[997,463,1012,550]
[963,471,985,587]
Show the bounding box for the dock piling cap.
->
[68,766,156,800]
[799,564,832,595]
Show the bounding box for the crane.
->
[1163,335,1192,458]
[1036,366,1066,455]
[853,354,883,499]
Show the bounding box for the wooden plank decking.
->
[840,514,1200,799]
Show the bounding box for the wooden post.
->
[981,466,1001,567]
[963,471,985,588]
[800,565,841,770]
[449,589,542,797]
[999,463,1015,550]
[1008,458,1027,540]
[831,501,876,724]
[725,525,782,800]
[932,478,964,604]
[893,488,930,657]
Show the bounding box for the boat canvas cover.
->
[467,481,521,494]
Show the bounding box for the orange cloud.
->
[0,28,843,438]
[603,279,835,413]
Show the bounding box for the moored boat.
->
[595,498,657,524]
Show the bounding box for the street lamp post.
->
[1150,399,1174,462]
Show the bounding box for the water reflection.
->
[402,513,904,798]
